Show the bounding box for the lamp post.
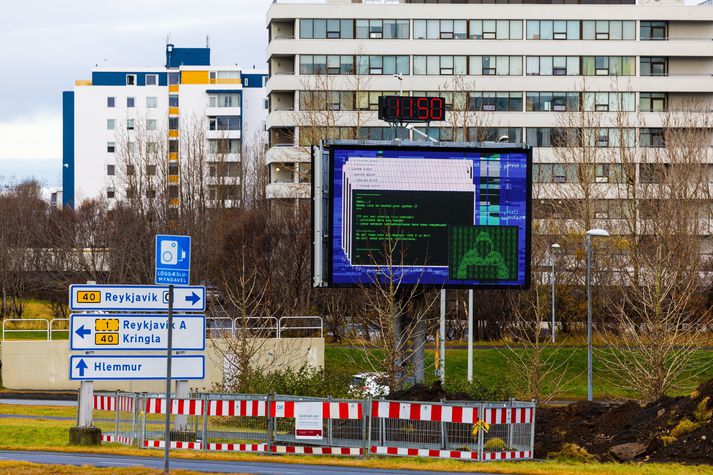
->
[550,243,561,343]
[586,228,609,402]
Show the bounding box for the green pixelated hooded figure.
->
[456,231,509,280]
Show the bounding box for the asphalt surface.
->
[0,450,505,475]
[0,398,76,406]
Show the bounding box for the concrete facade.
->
[1,338,324,392]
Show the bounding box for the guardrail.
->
[1,316,322,341]
[92,391,535,462]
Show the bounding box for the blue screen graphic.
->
[330,145,530,287]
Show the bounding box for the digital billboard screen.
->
[315,142,531,288]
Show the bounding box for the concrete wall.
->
[1,338,323,392]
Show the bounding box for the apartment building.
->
[62,45,268,208]
[265,0,713,205]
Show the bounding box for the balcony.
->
[266,182,309,200]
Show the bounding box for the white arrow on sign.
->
[70,314,205,351]
[69,355,205,380]
[69,285,206,312]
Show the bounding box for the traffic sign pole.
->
[164,284,174,474]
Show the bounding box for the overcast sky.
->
[0,0,282,162]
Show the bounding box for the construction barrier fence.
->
[91,391,534,462]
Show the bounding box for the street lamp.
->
[586,228,609,402]
[550,243,561,343]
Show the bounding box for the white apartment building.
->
[265,0,713,204]
[63,45,268,208]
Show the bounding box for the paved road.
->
[0,398,76,406]
[0,450,504,475]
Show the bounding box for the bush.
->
[660,435,677,447]
[444,378,513,401]
[670,418,701,439]
[484,437,507,451]
[548,443,595,463]
[218,365,352,398]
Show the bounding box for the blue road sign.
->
[70,314,206,351]
[69,355,205,380]
[155,234,191,285]
[69,284,206,312]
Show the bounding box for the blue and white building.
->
[62,45,267,208]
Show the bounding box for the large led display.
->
[316,142,531,288]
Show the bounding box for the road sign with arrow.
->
[69,284,206,312]
[70,314,205,351]
[69,355,204,380]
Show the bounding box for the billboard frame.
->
[312,140,532,290]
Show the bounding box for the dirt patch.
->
[536,379,713,464]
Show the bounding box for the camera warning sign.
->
[155,234,191,285]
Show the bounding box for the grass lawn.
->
[325,345,713,400]
[0,298,68,340]
[0,413,710,475]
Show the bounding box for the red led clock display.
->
[378,95,445,123]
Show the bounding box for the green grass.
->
[326,346,713,400]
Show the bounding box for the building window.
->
[127,97,135,108]
[469,92,523,111]
[208,138,241,154]
[127,142,136,153]
[413,19,467,40]
[526,92,580,112]
[146,142,158,153]
[147,119,157,130]
[107,142,115,153]
[146,164,157,176]
[526,128,576,147]
[169,94,179,107]
[107,119,115,130]
[641,21,667,40]
[145,74,158,86]
[300,19,354,39]
[168,140,178,153]
[209,93,241,108]
[126,74,137,86]
[146,97,157,108]
[168,72,180,85]
[126,119,135,130]
[300,55,355,75]
[208,161,240,178]
[469,19,522,40]
[168,117,179,130]
[583,92,635,112]
[527,20,580,40]
[126,164,135,176]
[107,164,115,176]
[640,57,667,76]
[533,163,579,183]
[264,98,269,109]
[106,188,115,199]
[585,128,635,148]
[107,97,115,108]
[208,116,240,131]
[413,56,467,75]
[581,56,635,76]
[640,92,667,112]
[526,56,579,76]
[640,128,665,148]
[581,20,635,40]
[355,55,409,75]
[469,56,522,76]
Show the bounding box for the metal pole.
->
[439,289,446,384]
[467,289,473,383]
[551,254,556,343]
[587,236,593,402]
[163,284,174,474]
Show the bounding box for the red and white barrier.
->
[207,442,268,452]
[270,400,362,420]
[117,396,134,413]
[143,439,202,450]
[371,446,478,460]
[145,398,204,416]
[93,395,115,411]
[272,445,363,456]
[371,401,477,424]
[101,434,133,445]
[482,450,532,461]
[208,399,267,417]
[483,407,534,425]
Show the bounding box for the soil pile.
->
[537,379,713,463]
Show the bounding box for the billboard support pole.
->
[439,289,446,384]
[467,289,474,383]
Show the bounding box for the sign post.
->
[163,284,174,475]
